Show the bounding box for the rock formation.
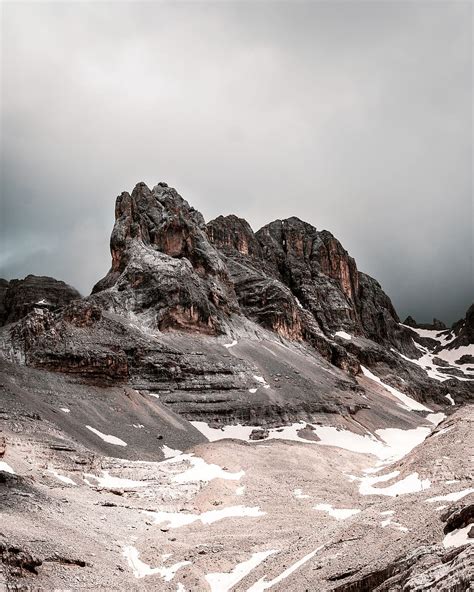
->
[403,316,448,331]
[90,182,415,359]
[447,303,474,350]
[206,212,405,348]
[92,182,238,334]
[1,181,472,420]
[0,275,80,326]
[1,180,473,592]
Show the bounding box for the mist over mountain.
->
[1,1,472,325]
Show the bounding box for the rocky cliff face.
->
[92,182,408,355]
[0,279,9,324]
[0,275,80,327]
[92,182,238,335]
[448,303,474,350]
[207,212,416,359]
[207,214,362,338]
[1,181,472,422]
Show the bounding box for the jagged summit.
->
[2,180,472,409]
[448,303,474,351]
[91,182,408,359]
[403,316,447,331]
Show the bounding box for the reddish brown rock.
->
[92,182,238,334]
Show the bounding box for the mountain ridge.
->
[0,180,473,591]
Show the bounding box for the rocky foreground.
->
[0,181,473,590]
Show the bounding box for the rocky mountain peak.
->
[0,275,80,327]
[90,182,415,357]
[92,182,239,333]
[206,215,262,258]
[403,316,447,331]
[448,303,474,350]
[109,181,221,277]
[254,218,359,305]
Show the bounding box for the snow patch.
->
[191,421,431,462]
[191,422,256,442]
[165,454,244,484]
[361,366,432,412]
[443,525,474,548]
[161,445,182,459]
[123,546,190,580]
[84,471,147,489]
[335,331,352,340]
[224,339,238,349]
[397,340,448,380]
[395,341,474,382]
[316,425,430,462]
[253,375,270,389]
[86,426,127,446]
[146,505,265,529]
[426,488,474,503]
[47,469,76,485]
[436,344,474,365]
[426,413,446,426]
[313,503,360,520]
[247,545,325,591]
[205,550,277,592]
[400,324,455,345]
[355,470,431,497]
[60,407,70,413]
[374,426,431,461]
[445,393,455,406]
[0,461,15,474]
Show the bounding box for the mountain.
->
[0,275,80,326]
[1,181,472,591]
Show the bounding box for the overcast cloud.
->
[1,1,472,324]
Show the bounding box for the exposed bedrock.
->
[0,275,80,327]
[0,297,365,425]
[332,544,473,592]
[91,181,414,357]
[92,182,238,335]
[1,181,472,424]
[446,302,474,350]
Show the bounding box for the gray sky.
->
[1,1,472,325]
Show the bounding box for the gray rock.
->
[0,275,80,326]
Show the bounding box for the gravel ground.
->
[1,396,472,590]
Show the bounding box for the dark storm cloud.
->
[1,1,472,324]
